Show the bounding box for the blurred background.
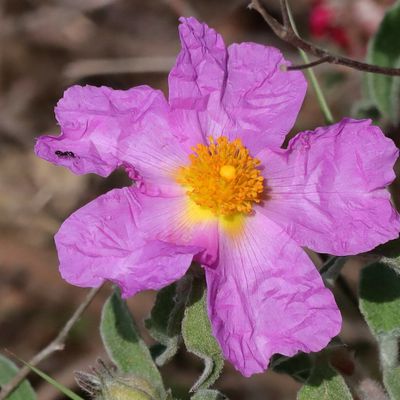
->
[0,0,397,399]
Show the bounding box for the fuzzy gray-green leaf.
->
[145,278,192,366]
[297,364,352,400]
[367,1,400,123]
[182,279,224,392]
[0,355,37,400]
[390,57,400,125]
[359,262,400,336]
[100,289,165,398]
[272,353,313,383]
[351,100,381,123]
[384,366,400,400]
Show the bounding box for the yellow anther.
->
[219,165,236,181]
[177,136,264,216]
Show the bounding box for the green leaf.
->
[360,264,400,399]
[0,354,37,400]
[377,336,400,400]
[100,288,165,398]
[145,277,192,366]
[351,100,382,123]
[359,262,400,336]
[272,353,313,383]
[384,366,400,400]
[390,58,400,124]
[297,364,352,400]
[367,1,400,123]
[374,237,400,259]
[182,279,224,392]
[12,356,83,400]
[379,335,399,369]
[191,389,227,400]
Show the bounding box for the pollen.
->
[220,165,236,180]
[178,136,264,216]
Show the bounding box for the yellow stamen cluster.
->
[178,136,264,216]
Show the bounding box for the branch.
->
[279,0,291,28]
[0,286,103,400]
[249,0,400,76]
[287,56,333,71]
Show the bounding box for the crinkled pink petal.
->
[168,17,228,150]
[55,187,200,298]
[135,192,219,266]
[258,118,400,255]
[35,85,188,196]
[169,18,307,153]
[219,43,307,153]
[206,211,341,377]
[35,85,162,176]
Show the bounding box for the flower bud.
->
[102,376,158,400]
[75,359,159,400]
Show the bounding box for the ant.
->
[55,150,75,158]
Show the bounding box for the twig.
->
[279,0,291,28]
[287,56,333,71]
[0,286,103,400]
[249,0,400,76]
[320,256,348,284]
[284,0,334,123]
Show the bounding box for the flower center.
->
[178,136,264,216]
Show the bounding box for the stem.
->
[286,3,334,123]
[249,1,400,75]
[320,256,348,284]
[287,56,333,71]
[0,286,103,400]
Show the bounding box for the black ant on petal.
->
[55,150,76,159]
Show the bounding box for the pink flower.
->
[309,0,350,51]
[35,17,400,377]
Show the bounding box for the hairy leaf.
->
[351,100,381,123]
[375,237,400,259]
[390,58,400,124]
[0,354,37,400]
[359,262,400,336]
[100,289,165,398]
[182,279,224,392]
[297,364,352,400]
[367,1,400,123]
[145,277,192,366]
[272,353,313,383]
[384,366,400,400]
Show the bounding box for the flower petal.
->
[55,187,199,298]
[35,85,188,195]
[206,212,341,377]
[135,192,219,266]
[259,118,400,255]
[168,17,228,148]
[169,18,306,152]
[220,43,307,152]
